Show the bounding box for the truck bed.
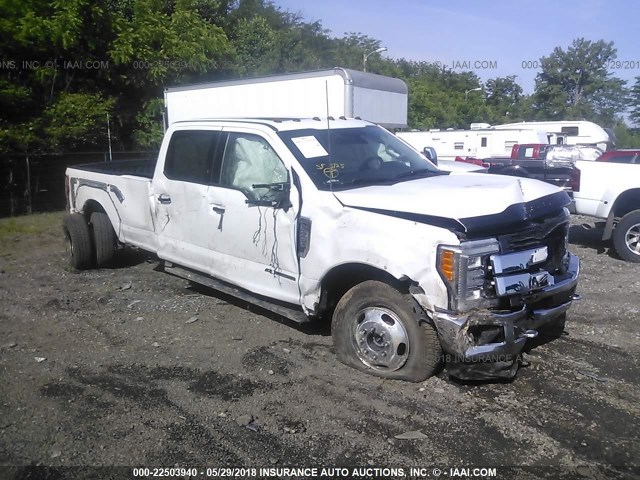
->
[67,161,157,253]
[71,159,157,179]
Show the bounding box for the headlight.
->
[437,239,500,312]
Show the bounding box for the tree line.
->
[1,0,639,155]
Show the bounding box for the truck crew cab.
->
[62,70,580,381]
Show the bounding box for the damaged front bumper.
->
[431,253,580,380]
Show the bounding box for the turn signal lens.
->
[439,249,456,281]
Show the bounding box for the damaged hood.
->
[333,174,570,236]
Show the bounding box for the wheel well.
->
[317,263,411,319]
[82,200,106,219]
[612,189,640,218]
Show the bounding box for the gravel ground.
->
[0,212,638,480]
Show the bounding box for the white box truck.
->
[164,68,409,129]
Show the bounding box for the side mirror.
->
[423,147,438,165]
[274,185,292,210]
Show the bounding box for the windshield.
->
[278,125,444,190]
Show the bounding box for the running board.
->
[163,263,310,323]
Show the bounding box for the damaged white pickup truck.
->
[64,118,580,381]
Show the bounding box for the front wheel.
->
[612,210,640,263]
[331,280,442,382]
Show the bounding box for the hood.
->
[333,174,570,237]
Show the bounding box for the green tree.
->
[613,122,640,148]
[532,38,629,125]
[224,0,334,76]
[133,98,165,150]
[484,76,526,123]
[0,0,232,152]
[629,76,640,127]
[332,33,383,72]
[109,0,230,85]
[44,92,115,151]
[399,61,492,129]
[231,16,279,75]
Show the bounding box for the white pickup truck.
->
[64,118,580,381]
[572,160,640,262]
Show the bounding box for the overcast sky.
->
[273,0,640,93]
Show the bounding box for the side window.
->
[561,126,579,136]
[164,130,219,184]
[481,137,487,147]
[220,133,288,201]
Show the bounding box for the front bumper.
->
[431,253,580,379]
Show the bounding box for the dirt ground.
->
[0,212,638,479]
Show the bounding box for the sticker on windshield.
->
[291,136,328,158]
[316,162,345,179]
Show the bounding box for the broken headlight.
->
[437,239,500,312]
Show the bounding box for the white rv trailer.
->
[164,68,408,129]
[493,121,614,151]
[396,125,548,161]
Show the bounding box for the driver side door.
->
[206,129,301,305]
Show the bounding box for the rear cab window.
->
[164,130,223,184]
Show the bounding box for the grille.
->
[497,216,569,274]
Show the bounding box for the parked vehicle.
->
[511,143,602,162]
[397,125,548,161]
[572,160,640,262]
[62,72,580,382]
[454,143,583,192]
[417,145,487,173]
[398,120,614,163]
[596,149,640,164]
[164,67,408,129]
[494,121,615,151]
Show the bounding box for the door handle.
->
[158,193,172,204]
[211,204,226,230]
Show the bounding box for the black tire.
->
[331,280,442,382]
[62,214,93,270]
[612,210,640,263]
[90,212,117,267]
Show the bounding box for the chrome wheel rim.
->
[625,223,640,256]
[352,307,409,371]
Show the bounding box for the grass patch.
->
[0,211,65,242]
[0,212,66,268]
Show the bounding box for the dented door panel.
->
[205,187,300,304]
[151,126,225,269]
